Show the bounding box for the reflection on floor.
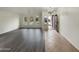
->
[0,29,45,52]
[0,29,78,52]
[44,30,79,52]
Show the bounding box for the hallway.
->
[45,30,78,52]
[0,7,79,52]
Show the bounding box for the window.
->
[36,16,39,21]
[36,16,39,24]
[30,17,34,22]
[29,17,34,25]
[44,16,48,23]
[24,17,27,22]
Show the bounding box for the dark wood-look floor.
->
[0,29,45,52]
[44,30,79,52]
[0,29,78,52]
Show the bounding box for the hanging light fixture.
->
[48,7,57,15]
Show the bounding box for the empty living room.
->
[0,7,79,52]
[1,0,79,59]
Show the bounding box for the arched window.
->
[24,17,27,22]
[44,16,48,23]
[30,17,34,22]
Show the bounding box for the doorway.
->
[48,14,59,32]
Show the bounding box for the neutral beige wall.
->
[0,7,46,29]
[42,11,49,30]
[0,11,19,34]
[19,9,42,28]
[59,8,79,50]
[19,14,42,28]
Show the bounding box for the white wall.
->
[59,8,79,50]
[0,7,42,28]
[19,14,42,28]
[19,8,42,28]
[0,11,19,34]
[42,11,49,30]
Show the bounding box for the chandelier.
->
[48,7,57,15]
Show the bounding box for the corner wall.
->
[0,11,19,34]
[59,8,79,50]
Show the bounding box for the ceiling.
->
[0,7,42,15]
[0,7,58,15]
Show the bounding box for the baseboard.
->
[19,27,42,29]
[0,28,19,35]
[60,34,79,51]
[66,38,79,51]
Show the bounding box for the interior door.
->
[52,15,59,32]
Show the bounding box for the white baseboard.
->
[61,34,79,51]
